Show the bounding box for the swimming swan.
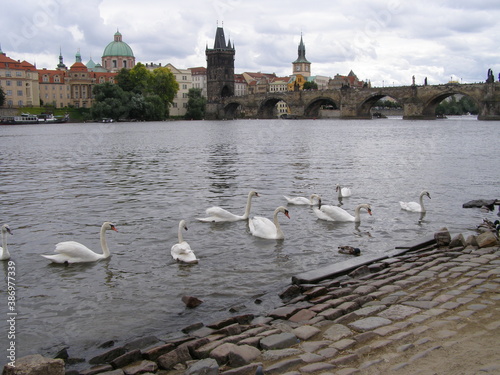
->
[283,193,321,205]
[313,203,372,222]
[0,224,13,261]
[41,222,117,264]
[399,190,431,212]
[197,190,259,222]
[171,220,198,264]
[249,206,290,239]
[336,184,352,198]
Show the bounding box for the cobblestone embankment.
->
[4,227,500,375]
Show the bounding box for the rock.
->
[209,342,239,365]
[279,284,302,301]
[182,295,203,308]
[142,343,175,361]
[323,324,353,341]
[122,360,157,375]
[462,199,496,209]
[466,235,479,247]
[123,336,159,351]
[228,345,261,367]
[185,358,219,375]
[89,346,127,365]
[434,227,451,246]
[349,265,371,278]
[449,233,466,248]
[157,345,192,370]
[110,349,142,369]
[476,231,498,248]
[2,354,64,375]
[293,325,321,341]
[259,332,298,350]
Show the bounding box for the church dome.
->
[102,31,134,57]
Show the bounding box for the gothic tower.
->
[206,26,235,102]
[292,34,311,77]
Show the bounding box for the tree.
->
[303,81,318,90]
[0,86,5,107]
[185,88,206,120]
[149,67,179,116]
[91,82,130,121]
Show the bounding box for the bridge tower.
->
[206,26,235,103]
[292,34,311,77]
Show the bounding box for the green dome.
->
[102,32,134,57]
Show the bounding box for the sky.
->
[1,0,500,86]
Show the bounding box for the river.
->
[0,116,498,368]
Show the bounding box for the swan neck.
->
[1,230,8,258]
[100,225,110,258]
[178,223,184,243]
[243,193,254,219]
[354,205,362,222]
[273,209,284,237]
[419,194,426,211]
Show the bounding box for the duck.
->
[399,190,431,212]
[338,246,361,256]
[197,190,259,222]
[171,220,198,264]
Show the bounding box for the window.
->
[17,81,22,86]
[123,60,127,68]
[6,71,11,77]
[17,90,23,96]
[18,100,24,106]
[6,90,12,96]
[182,84,187,90]
[43,75,49,82]
[113,60,117,68]
[182,76,187,81]
[54,75,60,83]
[16,71,22,77]
[6,81,11,86]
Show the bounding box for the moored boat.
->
[0,113,39,125]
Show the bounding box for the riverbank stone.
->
[2,354,64,375]
[259,332,298,350]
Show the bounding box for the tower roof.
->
[212,27,233,50]
[293,35,310,64]
[102,30,134,57]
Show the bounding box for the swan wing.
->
[197,206,242,222]
[312,207,335,221]
[399,201,422,212]
[249,216,277,239]
[341,188,352,197]
[283,196,310,205]
[171,242,198,263]
[43,241,102,263]
[320,205,355,221]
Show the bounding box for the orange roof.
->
[0,52,36,70]
[38,69,66,83]
[69,62,88,71]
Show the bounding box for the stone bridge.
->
[207,82,500,120]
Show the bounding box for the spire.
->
[293,33,310,64]
[75,48,82,63]
[57,47,67,70]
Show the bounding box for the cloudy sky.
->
[2,0,499,86]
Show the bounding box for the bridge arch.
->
[304,96,339,118]
[357,93,404,118]
[421,87,481,118]
[258,97,289,119]
[221,100,244,119]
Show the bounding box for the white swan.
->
[249,206,290,239]
[171,220,198,264]
[0,224,13,261]
[197,190,259,222]
[400,190,431,212]
[283,193,321,205]
[336,184,352,198]
[41,222,117,264]
[313,203,372,222]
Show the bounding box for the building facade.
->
[0,48,40,107]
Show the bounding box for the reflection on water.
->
[0,117,498,367]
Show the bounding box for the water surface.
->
[0,117,498,367]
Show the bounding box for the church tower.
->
[292,34,311,77]
[206,25,235,102]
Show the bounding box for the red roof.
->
[0,52,37,70]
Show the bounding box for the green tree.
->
[0,86,5,107]
[91,82,130,121]
[303,81,318,90]
[185,88,206,120]
[149,67,179,116]
[116,63,151,94]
